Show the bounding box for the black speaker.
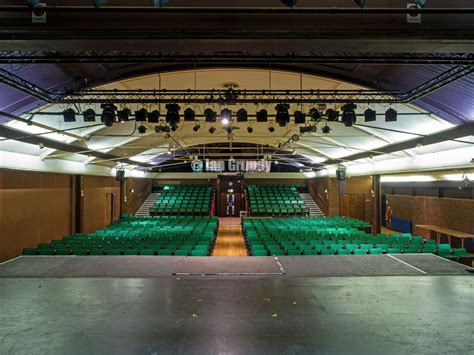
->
[115,169,125,182]
[336,168,346,181]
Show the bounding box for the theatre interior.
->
[0,1,473,354]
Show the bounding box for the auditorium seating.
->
[150,184,214,216]
[247,184,308,216]
[243,217,468,259]
[22,216,218,256]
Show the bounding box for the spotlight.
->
[326,109,339,121]
[135,108,148,122]
[236,108,248,122]
[281,0,297,8]
[166,104,181,126]
[170,125,178,132]
[166,148,172,155]
[256,109,268,122]
[204,108,217,122]
[294,110,306,124]
[385,108,398,122]
[322,125,332,135]
[247,126,254,133]
[354,0,366,8]
[83,109,96,122]
[268,126,275,133]
[309,108,321,122]
[300,126,317,134]
[147,110,160,123]
[138,125,147,134]
[184,108,195,122]
[220,108,232,124]
[225,126,233,134]
[341,103,357,127]
[415,0,427,7]
[364,108,377,122]
[209,126,216,134]
[193,122,201,132]
[155,125,166,133]
[275,104,290,127]
[117,108,131,122]
[101,103,116,127]
[63,108,76,122]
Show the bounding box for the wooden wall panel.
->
[122,178,153,215]
[0,170,73,262]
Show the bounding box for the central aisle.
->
[212,218,248,256]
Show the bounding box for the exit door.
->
[217,175,243,217]
[340,194,365,221]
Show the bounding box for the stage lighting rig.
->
[294,110,306,124]
[309,108,321,122]
[275,104,290,127]
[204,108,217,122]
[83,109,96,122]
[256,109,268,122]
[326,109,339,122]
[364,108,377,122]
[341,103,357,127]
[166,104,181,126]
[138,125,147,134]
[322,125,332,135]
[101,103,117,127]
[135,108,148,122]
[184,108,196,122]
[63,108,76,122]
[385,108,398,122]
[147,110,160,123]
[237,109,248,122]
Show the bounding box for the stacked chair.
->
[243,217,468,259]
[247,184,308,216]
[150,185,214,216]
[22,216,218,256]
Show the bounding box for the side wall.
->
[0,170,73,262]
[122,178,152,215]
[387,194,474,239]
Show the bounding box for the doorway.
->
[217,175,243,217]
[340,194,365,221]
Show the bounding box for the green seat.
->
[158,249,172,256]
[369,248,383,255]
[72,249,88,256]
[253,250,268,256]
[175,250,189,256]
[124,249,139,256]
[191,250,207,256]
[387,248,402,254]
[106,249,122,256]
[55,248,71,255]
[287,249,301,256]
[354,249,367,255]
[38,249,54,255]
[90,249,104,256]
[140,249,155,256]
[22,248,37,255]
[321,249,335,255]
[337,249,351,255]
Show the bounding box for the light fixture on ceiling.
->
[268,126,275,133]
[309,108,321,122]
[257,109,268,122]
[294,110,306,124]
[237,108,248,122]
[166,104,181,127]
[101,103,117,127]
[322,124,332,135]
[166,148,172,155]
[138,125,147,134]
[326,109,339,122]
[275,104,290,127]
[220,108,232,125]
[341,103,357,127]
[204,108,217,122]
[281,0,297,8]
[147,110,160,123]
[193,121,201,132]
[364,108,377,122]
[135,108,148,122]
[247,126,254,134]
[63,108,76,122]
[83,109,96,122]
[385,108,398,122]
[209,126,216,134]
[117,108,131,122]
[184,108,196,122]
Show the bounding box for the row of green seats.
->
[22,216,218,257]
[247,185,306,217]
[151,184,214,216]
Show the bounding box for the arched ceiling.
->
[2,68,473,176]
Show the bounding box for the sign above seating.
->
[192,159,271,173]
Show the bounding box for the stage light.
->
[170,125,178,132]
[193,122,201,132]
[209,126,216,134]
[385,108,398,122]
[204,108,217,122]
[415,0,427,7]
[220,108,232,124]
[364,108,377,122]
[341,103,357,127]
[83,109,96,122]
[275,104,290,127]
[155,125,164,133]
[247,126,254,133]
[166,104,181,126]
[184,108,195,122]
[237,108,248,122]
[326,109,339,121]
[256,109,268,122]
[354,0,366,8]
[63,108,76,122]
[281,0,297,8]
[101,103,116,127]
[309,108,321,122]
[147,110,160,123]
[300,126,317,134]
[135,108,148,122]
[166,148,172,155]
[274,161,279,165]
[268,126,275,133]
[138,125,147,134]
[117,108,131,122]
[294,110,306,124]
[322,125,331,135]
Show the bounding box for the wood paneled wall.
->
[122,178,152,215]
[0,170,73,262]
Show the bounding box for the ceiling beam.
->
[321,122,474,165]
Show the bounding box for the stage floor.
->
[1,255,472,354]
[0,253,470,278]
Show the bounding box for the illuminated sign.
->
[191,159,271,173]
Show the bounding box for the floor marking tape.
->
[274,256,286,274]
[387,254,427,274]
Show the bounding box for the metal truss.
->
[1,51,473,65]
[0,69,60,102]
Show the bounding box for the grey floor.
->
[1,256,473,354]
